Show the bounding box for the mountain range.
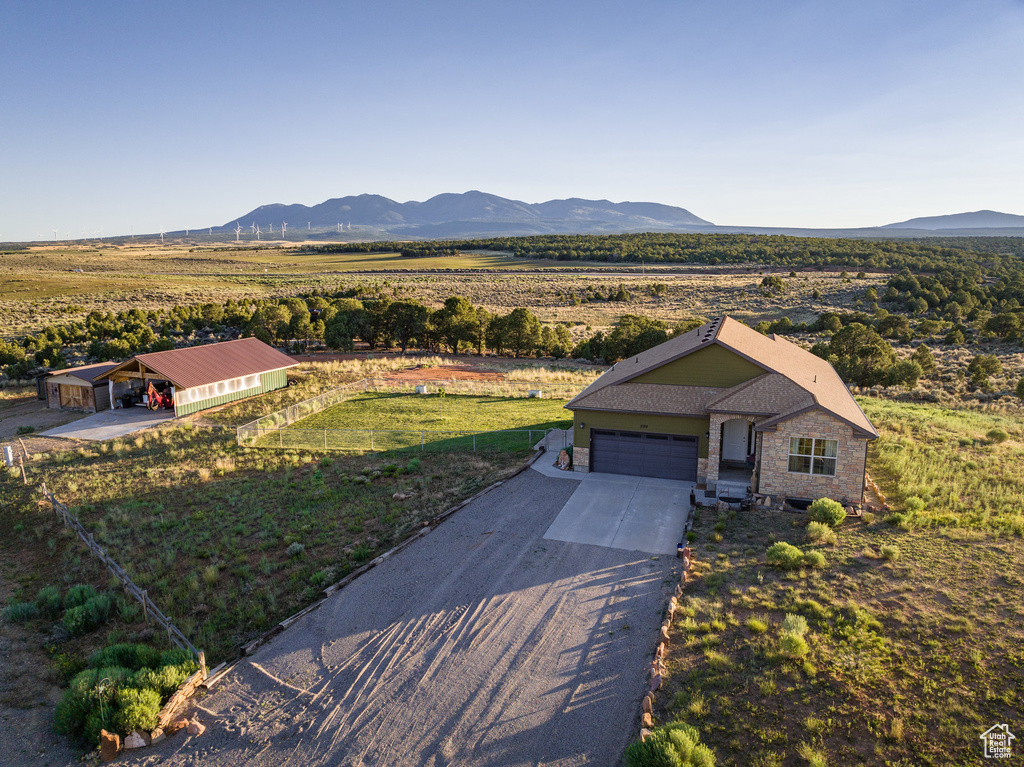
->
[215,193,1024,240]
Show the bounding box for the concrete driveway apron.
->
[544,473,693,555]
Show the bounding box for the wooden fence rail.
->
[41,483,205,673]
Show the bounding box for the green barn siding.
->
[633,344,764,388]
[175,368,289,417]
[573,409,710,458]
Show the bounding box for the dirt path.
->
[125,471,674,766]
[0,396,87,442]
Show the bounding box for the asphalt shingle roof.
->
[566,316,877,437]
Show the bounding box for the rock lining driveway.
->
[126,470,675,767]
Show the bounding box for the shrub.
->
[805,522,837,545]
[880,544,901,562]
[287,542,305,558]
[766,542,804,570]
[807,498,846,527]
[986,428,1009,444]
[3,601,39,622]
[802,551,827,569]
[904,496,926,513]
[64,584,98,609]
[17,425,35,434]
[861,511,875,524]
[745,617,768,634]
[781,613,809,637]
[62,606,90,636]
[624,722,714,767]
[686,531,697,543]
[89,643,164,672]
[36,585,63,618]
[779,631,809,659]
[112,687,161,734]
[406,457,422,473]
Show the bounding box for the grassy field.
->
[656,508,1023,767]
[861,398,1024,534]
[2,426,529,664]
[292,391,571,431]
[646,396,1024,766]
[0,243,886,339]
[271,391,574,453]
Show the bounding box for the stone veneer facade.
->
[706,412,766,489]
[758,409,867,504]
[572,446,590,473]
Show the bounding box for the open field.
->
[861,398,1024,533]
[0,243,886,338]
[2,425,530,665]
[657,506,1024,767]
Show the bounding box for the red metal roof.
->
[96,338,297,389]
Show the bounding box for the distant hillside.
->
[883,210,1024,230]
[222,191,713,237]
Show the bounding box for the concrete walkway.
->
[544,473,693,556]
[39,407,174,441]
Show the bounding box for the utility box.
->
[3,446,13,468]
[528,390,542,398]
[415,385,428,394]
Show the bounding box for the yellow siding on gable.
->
[632,344,765,388]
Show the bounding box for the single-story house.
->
[44,362,120,412]
[565,316,878,505]
[94,337,297,417]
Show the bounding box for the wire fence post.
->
[473,433,476,452]
[324,429,327,450]
[421,431,424,451]
[279,428,283,448]
[370,429,374,451]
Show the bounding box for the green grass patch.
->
[860,397,1024,534]
[278,392,571,452]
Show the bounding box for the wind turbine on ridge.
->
[281,221,287,237]
[235,223,242,241]
[255,224,261,240]
[160,228,165,244]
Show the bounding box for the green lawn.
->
[279,392,573,453]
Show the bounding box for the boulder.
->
[151,728,166,744]
[124,730,150,749]
[641,712,654,728]
[650,673,662,692]
[187,719,207,736]
[642,695,653,715]
[656,642,665,659]
[640,728,653,742]
[166,717,190,735]
[99,730,120,762]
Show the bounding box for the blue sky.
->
[2,0,1023,240]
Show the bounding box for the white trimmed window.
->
[788,437,837,476]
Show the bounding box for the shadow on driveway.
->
[127,471,676,767]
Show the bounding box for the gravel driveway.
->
[126,470,675,767]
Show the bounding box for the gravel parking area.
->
[125,470,676,767]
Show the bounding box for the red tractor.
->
[147,382,174,411]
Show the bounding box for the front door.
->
[721,419,749,462]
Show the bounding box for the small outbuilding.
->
[44,362,120,412]
[94,337,297,417]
